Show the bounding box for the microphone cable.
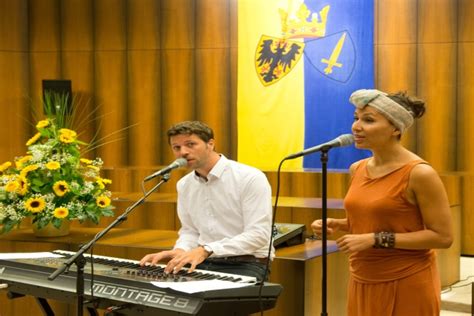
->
[258,157,288,315]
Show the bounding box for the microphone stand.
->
[48,174,171,316]
[320,148,329,316]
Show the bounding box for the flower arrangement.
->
[0,93,114,234]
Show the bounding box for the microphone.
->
[144,158,188,181]
[285,134,354,160]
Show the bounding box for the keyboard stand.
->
[7,291,99,316]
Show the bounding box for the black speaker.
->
[42,79,73,114]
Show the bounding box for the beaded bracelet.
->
[373,231,395,248]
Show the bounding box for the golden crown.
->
[279,4,330,39]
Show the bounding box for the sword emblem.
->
[321,32,346,74]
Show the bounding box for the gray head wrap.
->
[349,89,414,133]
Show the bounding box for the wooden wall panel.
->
[457,44,474,172]
[195,49,231,156]
[416,0,457,171]
[0,52,30,159]
[377,0,417,44]
[418,0,457,43]
[0,0,28,51]
[28,0,60,52]
[417,43,457,171]
[461,175,474,254]
[61,0,94,51]
[94,0,127,51]
[458,0,474,172]
[459,0,474,42]
[161,0,195,49]
[94,51,128,166]
[0,1,29,159]
[229,0,238,158]
[29,52,62,121]
[127,0,161,50]
[127,51,162,166]
[61,51,96,155]
[376,44,418,151]
[160,50,196,162]
[196,0,230,48]
[376,0,418,153]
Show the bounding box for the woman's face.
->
[351,106,400,150]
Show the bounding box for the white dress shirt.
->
[173,155,274,259]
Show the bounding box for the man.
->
[139,121,274,280]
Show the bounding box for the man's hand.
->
[163,246,211,274]
[139,249,185,266]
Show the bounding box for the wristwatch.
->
[202,244,213,256]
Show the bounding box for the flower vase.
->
[32,220,70,237]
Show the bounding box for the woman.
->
[311,89,453,315]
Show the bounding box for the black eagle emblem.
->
[255,36,304,86]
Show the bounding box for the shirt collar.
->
[193,154,228,182]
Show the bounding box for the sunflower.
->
[46,161,61,170]
[24,197,46,213]
[58,128,77,143]
[0,161,12,173]
[53,181,69,196]
[53,207,69,219]
[15,155,32,169]
[20,164,39,177]
[26,132,41,146]
[36,119,50,129]
[80,158,93,164]
[96,178,112,189]
[87,165,100,172]
[96,195,111,208]
[17,176,29,196]
[5,181,20,193]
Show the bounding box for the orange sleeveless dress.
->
[343,159,441,316]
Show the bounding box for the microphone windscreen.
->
[338,134,354,146]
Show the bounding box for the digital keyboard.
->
[0,250,282,315]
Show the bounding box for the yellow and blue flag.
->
[238,0,373,170]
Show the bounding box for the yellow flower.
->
[17,176,28,195]
[0,161,12,172]
[25,197,46,213]
[0,115,116,235]
[58,128,77,143]
[96,195,111,208]
[26,132,41,146]
[15,155,32,169]
[96,178,112,189]
[19,164,39,177]
[5,181,20,193]
[46,161,61,170]
[53,181,69,196]
[87,165,100,172]
[36,119,50,129]
[53,207,69,219]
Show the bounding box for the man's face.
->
[169,134,215,171]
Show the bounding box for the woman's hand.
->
[311,218,343,237]
[336,233,374,254]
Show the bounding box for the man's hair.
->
[166,121,214,144]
